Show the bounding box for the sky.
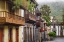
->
[36,0,64,4]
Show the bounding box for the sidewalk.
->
[43,37,64,42]
[43,41,57,42]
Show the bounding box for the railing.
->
[36,20,41,27]
[0,11,25,25]
[33,14,36,21]
[25,11,36,22]
[29,12,36,21]
[0,11,8,17]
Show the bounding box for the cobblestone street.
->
[43,37,64,42]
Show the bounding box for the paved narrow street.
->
[43,37,64,42]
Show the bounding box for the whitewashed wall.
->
[19,26,24,42]
[4,26,9,42]
[56,26,58,36]
[12,26,16,42]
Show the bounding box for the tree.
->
[62,8,64,23]
[42,16,51,26]
[40,5,51,26]
[40,5,51,17]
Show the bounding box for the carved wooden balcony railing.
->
[36,16,41,27]
[0,11,25,25]
[25,12,36,23]
[36,20,41,27]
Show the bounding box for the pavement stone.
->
[43,37,64,42]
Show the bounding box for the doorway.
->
[0,28,3,42]
[16,28,19,42]
[9,28,12,42]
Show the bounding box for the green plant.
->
[42,16,51,26]
[40,5,51,16]
[48,32,56,37]
[12,0,23,9]
[28,0,36,12]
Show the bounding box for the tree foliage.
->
[40,5,51,16]
[62,8,64,23]
[28,0,36,12]
[12,0,36,11]
[42,16,51,26]
[41,5,51,26]
[12,0,23,9]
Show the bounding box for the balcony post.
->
[12,26,16,42]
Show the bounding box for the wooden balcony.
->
[25,12,36,23]
[36,10,41,16]
[36,20,41,27]
[36,16,41,27]
[0,11,25,25]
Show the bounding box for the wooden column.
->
[60,25,63,36]
[30,28,32,41]
[58,25,59,36]
[12,26,16,42]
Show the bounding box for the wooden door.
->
[60,28,63,36]
[9,28,12,42]
[0,28,3,42]
[16,28,19,42]
[60,32,63,36]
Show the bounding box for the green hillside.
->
[38,1,64,22]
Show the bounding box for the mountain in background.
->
[37,1,64,22]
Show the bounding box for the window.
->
[8,3,14,14]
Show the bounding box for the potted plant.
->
[48,32,56,40]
